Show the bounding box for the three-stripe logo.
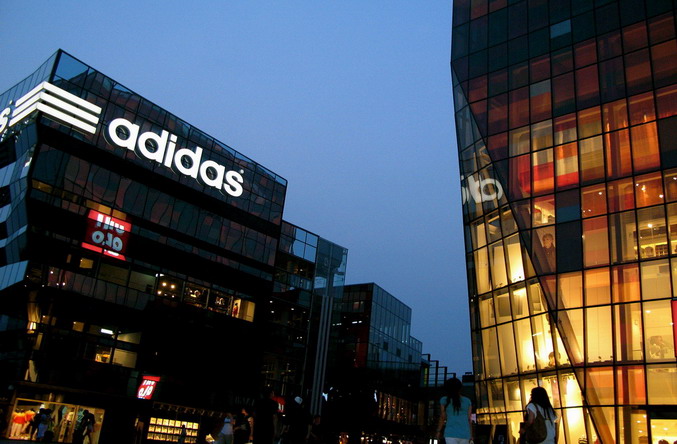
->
[0,82,102,137]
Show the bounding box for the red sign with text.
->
[137,376,161,400]
[82,210,131,260]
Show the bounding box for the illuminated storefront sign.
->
[1,83,246,199]
[105,118,245,198]
[137,376,161,400]
[82,210,131,260]
[460,174,504,204]
[0,82,102,139]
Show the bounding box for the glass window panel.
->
[530,80,552,122]
[527,279,546,315]
[532,149,554,194]
[575,39,597,67]
[554,325,571,367]
[656,84,677,119]
[505,234,525,284]
[556,189,580,222]
[488,93,509,135]
[556,221,583,272]
[509,87,530,128]
[486,211,502,244]
[647,364,677,403]
[490,242,509,289]
[605,129,632,179]
[552,73,576,116]
[471,219,487,249]
[625,49,653,94]
[576,66,600,108]
[586,307,613,362]
[482,327,501,378]
[599,57,626,103]
[533,195,555,227]
[609,211,639,264]
[665,169,677,203]
[578,107,603,139]
[607,177,635,212]
[583,216,610,267]
[644,303,676,365]
[579,136,605,184]
[635,172,665,208]
[504,379,523,415]
[581,184,607,218]
[554,113,577,145]
[616,407,648,444]
[586,367,615,402]
[561,309,585,365]
[480,293,495,328]
[531,120,553,151]
[498,323,518,375]
[509,155,531,200]
[623,21,648,52]
[631,122,660,174]
[615,303,644,363]
[648,13,676,44]
[637,206,668,259]
[668,203,677,255]
[511,200,531,229]
[558,271,583,309]
[531,313,554,370]
[534,227,556,274]
[598,30,623,60]
[641,259,671,300]
[510,284,528,319]
[488,132,508,161]
[612,264,641,302]
[475,247,492,294]
[551,47,573,76]
[651,39,677,88]
[555,142,579,189]
[509,126,531,156]
[628,91,656,125]
[602,99,628,131]
[585,268,610,306]
[501,205,518,235]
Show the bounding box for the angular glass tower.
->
[451,1,677,442]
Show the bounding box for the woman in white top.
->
[525,387,558,444]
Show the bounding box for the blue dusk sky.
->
[0,1,470,372]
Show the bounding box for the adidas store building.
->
[0,50,299,443]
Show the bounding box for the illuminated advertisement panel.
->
[137,376,161,400]
[82,210,131,260]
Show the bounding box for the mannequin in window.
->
[541,233,556,272]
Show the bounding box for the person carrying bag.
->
[519,387,558,444]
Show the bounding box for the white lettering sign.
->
[461,175,504,204]
[105,117,245,198]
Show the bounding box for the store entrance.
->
[8,398,105,444]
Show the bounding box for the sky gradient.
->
[0,1,470,372]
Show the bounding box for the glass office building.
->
[0,50,346,443]
[451,0,677,442]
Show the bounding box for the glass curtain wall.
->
[451,0,677,443]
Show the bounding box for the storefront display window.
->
[8,399,104,444]
[147,417,198,443]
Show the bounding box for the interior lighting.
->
[101,328,114,335]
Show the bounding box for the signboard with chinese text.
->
[137,376,161,400]
[82,210,131,260]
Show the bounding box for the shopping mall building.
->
[0,50,347,443]
[451,0,677,442]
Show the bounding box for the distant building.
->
[0,49,346,443]
[326,283,424,442]
[451,0,677,443]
